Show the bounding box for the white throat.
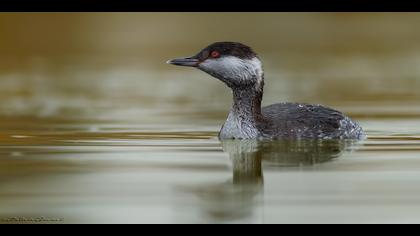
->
[199,56,264,88]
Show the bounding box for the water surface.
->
[1,108,420,224]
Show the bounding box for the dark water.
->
[1,13,420,224]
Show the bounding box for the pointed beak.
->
[166,57,200,67]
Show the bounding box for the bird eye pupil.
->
[211,51,220,58]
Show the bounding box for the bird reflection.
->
[179,139,360,223]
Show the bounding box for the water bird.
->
[167,42,365,140]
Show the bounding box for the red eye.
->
[211,51,220,58]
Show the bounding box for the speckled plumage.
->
[219,86,365,140]
[168,42,366,140]
[259,103,365,139]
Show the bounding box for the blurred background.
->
[2,13,420,224]
[1,13,420,121]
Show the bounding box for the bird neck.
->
[231,79,264,123]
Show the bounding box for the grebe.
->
[167,42,365,140]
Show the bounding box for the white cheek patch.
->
[199,56,263,84]
[249,57,264,89]
[249,57,263,78]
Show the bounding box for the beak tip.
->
[166,57,199,67]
